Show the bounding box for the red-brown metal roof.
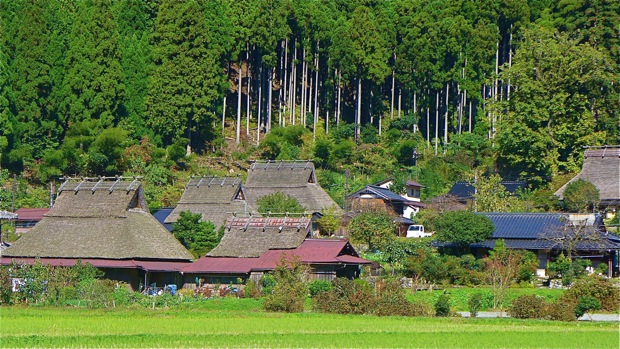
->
[14,208,49,221]
[0,257,189,271]
[182,257,255,274]
[182,239,371,274]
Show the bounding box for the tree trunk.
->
[356,77,362,143]
[390,70,395,119]
[267,66,273,133]
[313,43,319,139]
[301,46,306,124]
[222,95,226,132]
[246,43,251,136]
[282,39,288,126]
[398,88,402,118]
[435,90,439,155]
[444,82,449,146]
[337,69,341,125]
[291,42,297,125]
[236,57,242,144]
[257,63,262,146]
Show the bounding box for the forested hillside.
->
[0,0,618,210]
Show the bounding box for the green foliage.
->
[256,191,306,216]
[473,174,526,212]
[348,211,395,251]
[307,280,331,297]
[259,274,276,296]
[548,253,591,286]
[406,252,484,286]
[562,179,600,213]
[574,296,601,319]
[263,257,308,313]
[434,293,451,317]
[546,296,577,322]
[563,276,619,312]
[435,211,494,251]
[509,295,547,319]
[467,293,483,318]
[173,211,221,258]
[312,278,375,315]
[316,206,341,236]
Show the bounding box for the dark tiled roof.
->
[481,213,566,239]
[348,185,406,202]
[448,180,526,200]
[406,180,424,188]
[153,208,174,232]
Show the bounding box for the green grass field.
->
[1,299,617,348]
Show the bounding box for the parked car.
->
[406,225,433,238]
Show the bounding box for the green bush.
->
[308,280,331,297]
[260,274,276,295]
[244,280,261,299]
[546,296,577,321]
[434,293,451,317]
[375,279,415,316]
[468,293,483,318]
[263,257,308,313]
[312,278,376,315]
[509,295,546,319]
[575,296,601,319]
[564,276,619,311]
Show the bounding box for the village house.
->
[165,176,250,230]
[13,208,50,235]
[472,213,620,278]
[244,160,342,216]
[0,177,194,291]
[555,146,620,219]
[181,216,370,288]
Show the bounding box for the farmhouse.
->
[181,216,369,287]
[555,146,620,217]
[165,176,250,229]
[473,213,620,277]
[244,160,342,215]
[13,208,49,235]
[0,177,194,291]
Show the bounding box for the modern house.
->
[244,160,342,215]
[471,213,620,277]
[346,184,425,235]
[181,216,369,286]
[0,177,194,291]
[165,176,250,230]
[555,146,620,217]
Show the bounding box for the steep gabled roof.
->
[347,185,425,207]
[555,147,620,205]
[165,176,250,227]
[3,178,193,261]
[244,161,341,214]
[207,217,311,258]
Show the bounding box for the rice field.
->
[1,299,617,348]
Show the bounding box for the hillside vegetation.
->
[1,0,618,209]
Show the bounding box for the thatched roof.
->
[165,176,250,227]
[3,178,193,261]
[555,147,620,205]
[207,217,311,257]
[245,161,341,214]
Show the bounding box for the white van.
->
[406,225,432,238]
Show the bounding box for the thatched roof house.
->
[165,176,250,229]
[1,177,193,290]
[208,216,311,257]
[244,161,342,214]
[555,146,620,210]
[181,217,369,285]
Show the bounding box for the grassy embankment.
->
[1,298,617,348]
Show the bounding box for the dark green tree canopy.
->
[173,211,221,258]
[257,192,306,216]
[348,211,395,251]
[562,179,600,213]
[435,211,495,250]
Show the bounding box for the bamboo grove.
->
[0,0,618,186]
